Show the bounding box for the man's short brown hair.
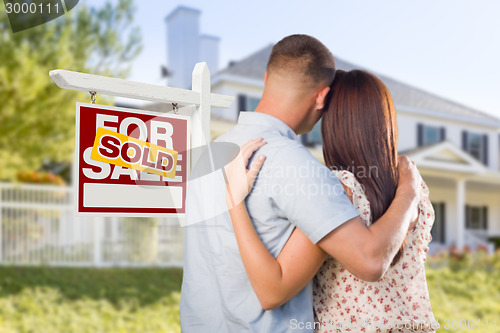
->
[267,34,336,86]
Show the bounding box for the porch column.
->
[456,178,466,249]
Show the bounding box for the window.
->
[301,119,322,147]
[247,97,260,111]
[462,131,489,165]
[468,133,482,160]
[237,94,261,112]
[431,202,446,244]
[465,205,488,230]
[423,126,440,144]
[417,124,445,146]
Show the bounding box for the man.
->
[181,34,420,332]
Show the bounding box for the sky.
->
[85,0,500,118]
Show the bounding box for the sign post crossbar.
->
[50,62,234,216]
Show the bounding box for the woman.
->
[225,70,437,332]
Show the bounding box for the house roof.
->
[218,44,274,80]
[217,44,500,126]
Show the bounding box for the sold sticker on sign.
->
[91,127,178,179]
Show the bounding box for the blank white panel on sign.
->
[83,184,183,209]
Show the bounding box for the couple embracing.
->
[181,34,438,333]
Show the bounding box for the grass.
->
[0,250,497,333]
[426,249,500,333]
[0,267,182,333]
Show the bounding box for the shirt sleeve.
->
[266,142,359,244]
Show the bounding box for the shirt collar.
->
[237,112,300,142]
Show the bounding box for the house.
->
[165,7,500,252]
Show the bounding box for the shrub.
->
[16,170,65,186]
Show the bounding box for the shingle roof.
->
[218,43,274,80]
[217,44,500,124]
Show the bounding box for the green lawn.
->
[0,250,498,333]
[0,267,182,333]
[426,249,500,333]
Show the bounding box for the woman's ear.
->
[315,86,331,110]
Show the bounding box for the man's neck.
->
[253,93,304,134]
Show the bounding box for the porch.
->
[407,141,500,252]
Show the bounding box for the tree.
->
[0,0,142,182]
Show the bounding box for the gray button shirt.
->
[180,112,359,333]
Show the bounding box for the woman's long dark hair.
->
[322,69,405,266]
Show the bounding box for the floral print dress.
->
[313,170,438,333]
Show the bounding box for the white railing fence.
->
[464,229,496,253]
[0,182,184,267]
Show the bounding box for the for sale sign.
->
[75,103,190,216]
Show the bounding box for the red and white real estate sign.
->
[75,103,190,215]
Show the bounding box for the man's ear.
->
[264,71,268,84]
[315,86,331,110]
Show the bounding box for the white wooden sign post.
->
[49,62,234,216]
